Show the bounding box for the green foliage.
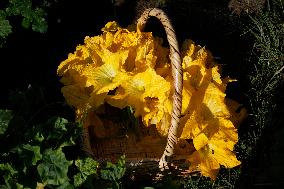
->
[239,0,284,157]
[235,0,283,187]
[73,157,99,187]
[0,114,77,188]
[37,148,72,186]
[5,0,47,33]
[0,10,12,39]
[0,163,19,188]
[0,109,13,135]
[101,155,126,182]
[0,86,127,188]
[46,117,68,139]
[0,0,49,46]
[17,144,42,173]
[100,155,126,189]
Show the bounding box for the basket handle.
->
[137,8,183,169]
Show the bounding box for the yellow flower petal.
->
[101,21,121,32]
[61,85,90,108]
[107,68,171,126]
[208,139,241,168]
[57,45,92,76]
[193,133,209,150]
[84,61,129,94]
[187,137,240,180]
[61,84,107,119]
[199,164,219,180]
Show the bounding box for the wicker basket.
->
[81,8,196,179]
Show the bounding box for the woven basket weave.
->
[81,8,196,178]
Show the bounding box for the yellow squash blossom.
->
[106,68,171,126]
[83,61,129,94]
[57,21,166,119]
[189,133,240,180]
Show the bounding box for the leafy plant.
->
[0,85,127,188]
[37,148,73,186]
[0,0,50,46]
[0,109,13,135]
[73,157,99,187]
[0,113,77,188]
[235,0,283,187]
[238,0,283,159]
[0,10,12,40]
[100,155,126,189]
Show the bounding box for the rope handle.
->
[137,8,183,169]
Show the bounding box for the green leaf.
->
[34,132,45,143]
[17,144,42,170]
[37,148,72,186]
[46,117,68,140]
[100,155,126,182]
[44,117,79,149]
[21,17,31,29]
[6,0,32,16]
[0,163,19,188]
[15,183,29,189]
[0,110,13,135]
[55,182,74,189]
[74,157,98,187]
[0,10,6,18]
[73,174,84,188]
[31,8,47,33]
[6,0,48,33]
[0,163,18,176]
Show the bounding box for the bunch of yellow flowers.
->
[57,21,246,179]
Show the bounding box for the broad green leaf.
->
[6,0,32,16]
[46,117,68,140]
[73,174,84,188]
[37,148,72,186]
[15,183,31,189]
[17,144,42,169]
[21,17,31,29]
[6,0,47,33]
[0,10,6,18]
[55,182,74,189]
[74,157,98,187]
[34,132,45,142]
[31,8,47,33]
[100,155,126,182]
[0,163,19,188]
[0,163,18,176]
[0,110,13,135]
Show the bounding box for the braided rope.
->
[137,8,183,169]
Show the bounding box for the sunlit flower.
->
[188,133,240,180]
[106,68,171,126]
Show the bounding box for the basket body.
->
[83,106,196,177]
